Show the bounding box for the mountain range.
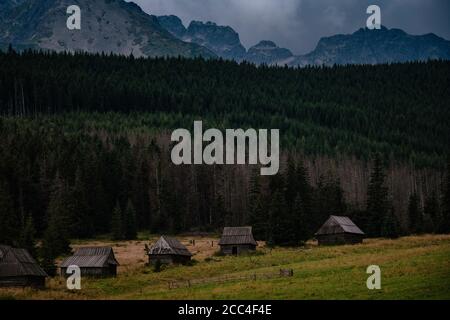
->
[0,0,215,58]
[1,0,450,65]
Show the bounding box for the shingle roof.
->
[218,227,257,246]
[60,247,119,268]
[147,236,192,257]
[0,245,47,277]
[315,216,365,236]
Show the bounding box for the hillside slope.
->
[1,235,449,299]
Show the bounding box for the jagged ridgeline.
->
[0,50,449,166]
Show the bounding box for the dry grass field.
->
[1,234,449,300]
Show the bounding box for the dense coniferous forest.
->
[1,48,449,165]
[0,49,449,270]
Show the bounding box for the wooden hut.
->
[60,247,119,278]
[218,227,257,255]
[0,245,47,288]
[315,215,365,245]
[146,236,192,265]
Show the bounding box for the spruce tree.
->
[20,214,37,257]
[249,198,268,241]
[248,167,267,240]
[285,157,298,206]
[40,206,69,277]
[296,160,313,228]
[247,167,261,219]
[0,181,18,245]
[111,202,124,240]
[124,199,137,240]
[381,206,400,238]
[408,192,423,234]
[72,168,94,238]
[315,173,347,230]
[440,159,450,233]
[42,174,72,256]
[366,154,390,237]
[293,195,310,244]
[424,192,439,233]
[269,190,292,246]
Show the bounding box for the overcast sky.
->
[131,0,450,55]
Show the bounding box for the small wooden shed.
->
[218,226,257,255]
[0,245,47,288]
[60,247,119,278]
[146,236,192,265]
[315,215,365,245]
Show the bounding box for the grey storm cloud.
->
[130,0,450,54]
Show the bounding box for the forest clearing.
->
[1,234,449,300]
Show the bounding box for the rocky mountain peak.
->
[182,20,246,60]
[0,0,215,58]
[246,40,293,65]
[157,15,186,38]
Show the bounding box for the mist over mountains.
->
[1,0,450,65]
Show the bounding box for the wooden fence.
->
[168,269,294,289]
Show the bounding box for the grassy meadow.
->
[1,234,449,300]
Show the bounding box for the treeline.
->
[0,48,449,166]
[249,154,450,245]
[0,116,449,256]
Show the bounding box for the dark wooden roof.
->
[147,236,192,257]
[60,247,119,268]
[315,216,365,236]
[218,227,257,246]
[0,245,47,278]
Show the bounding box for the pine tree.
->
[284,157,298,206]
[293,195,310,244]
[315,173,347,230]
[440,159,450,233]
[424,192,440,233]
[111,202,124,240]
[42,174,72,256]
[71,168,94,238]
[20,214,37,257]
[366,154,390,237]
[249,198,268,241]
[0,181,19,245]
[408,192,423,234]
[247,167,261,219]
[247,167,267,240]
[124,199,137,240]
[381,206,400,238]
[269,190,293,246]
[40,204,69,277]
[296,160,313,227]
[40,247,57,277]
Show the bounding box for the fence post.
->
[279,269,294,277]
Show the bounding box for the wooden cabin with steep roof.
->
[218,226,257,255]
[315,215,365,245]
[146,236,192,265]
[60,247,119,278]
[0,245,47,288]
